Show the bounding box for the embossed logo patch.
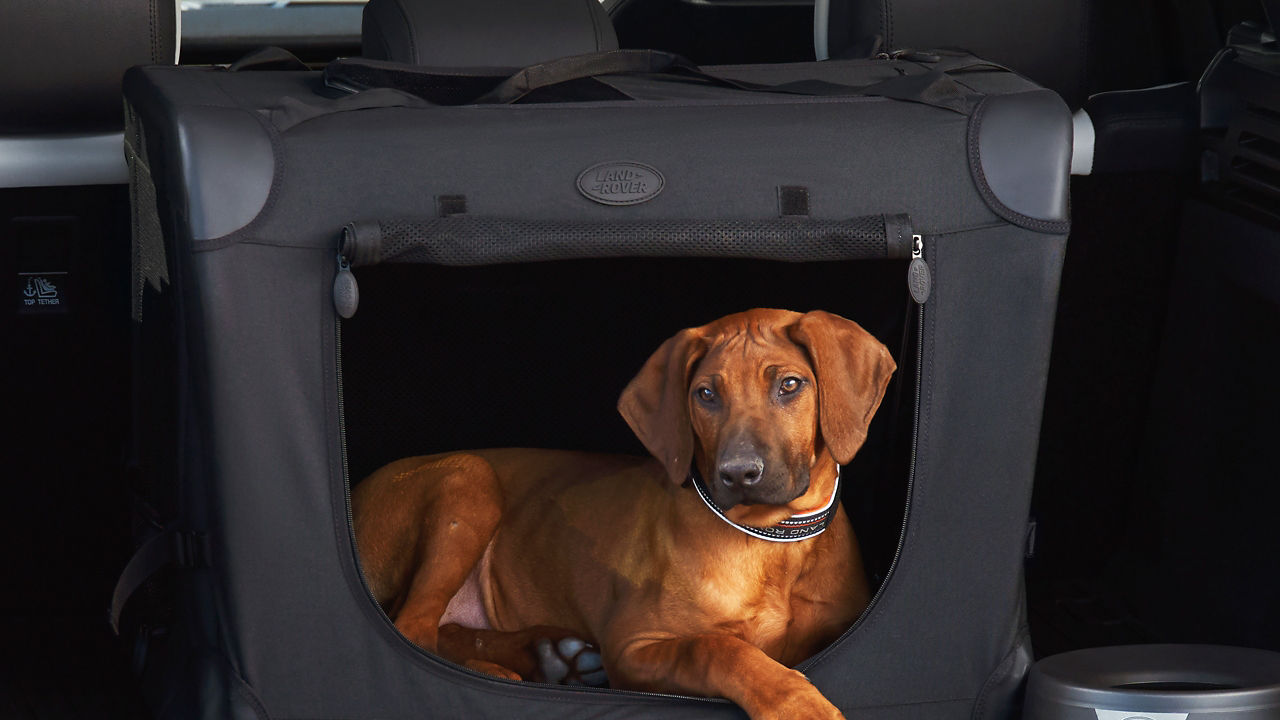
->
[577,162,664,206]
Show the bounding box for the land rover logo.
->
[577,162,664,206]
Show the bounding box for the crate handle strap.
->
[323,50,1003,115]
[482,50,1001,113]
[339,214,917,269]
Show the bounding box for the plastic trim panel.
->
[0,133,128,188]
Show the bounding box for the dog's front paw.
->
[769,694,845,720]
[534,637,608,687]
[747,671,845,720]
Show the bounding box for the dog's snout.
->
[718,454,765,488]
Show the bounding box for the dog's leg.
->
[608,634,845,720]
[359,455,603,685]
[439,624,607,686]
[369,455,504,657]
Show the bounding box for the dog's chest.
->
[683,551,821,658]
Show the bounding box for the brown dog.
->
[353,308,896,720]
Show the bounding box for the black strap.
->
[110,529,208,634]
[322,50,722,104]
[323,50,1008,115]
[475,49,708,103]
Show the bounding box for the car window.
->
[179,0,368,64]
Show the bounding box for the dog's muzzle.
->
[690,467,841,543]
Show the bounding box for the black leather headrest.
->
[0,0,178,133]
[817,0,1087,108]
[362,0,618,68]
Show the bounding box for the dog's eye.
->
[695,386,716,404]
[779,377,804,395]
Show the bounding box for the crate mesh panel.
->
[352,216,894,267]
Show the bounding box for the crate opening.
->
[339,255,919,684]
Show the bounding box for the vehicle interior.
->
[2,0,1278,717]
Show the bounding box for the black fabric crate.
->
[121,53,1070,720]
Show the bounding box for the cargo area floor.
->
[0,615,148,720]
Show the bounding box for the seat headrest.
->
[0,0,178,133]
[816,0,1087,108]
[362,0,618,68]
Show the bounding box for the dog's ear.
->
[789,310,897,465]
[618,327,708,485]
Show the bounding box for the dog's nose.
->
[718,455,764,488]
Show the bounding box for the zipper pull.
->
[908,234,931,304]
[334,253,359,319]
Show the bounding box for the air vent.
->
[1200,55,1280,226]
[1220,104,1280,221]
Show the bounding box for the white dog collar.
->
[689,466,841,543]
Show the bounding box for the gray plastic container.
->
[1025,644,1280,719]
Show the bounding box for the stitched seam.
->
[149,0,159,63]
[971,626,1030,720]
[971,633,1015,719]
[883,0,893,50]
[584,0,606,51]
[966,97,1071,234]
[827,238,933,644]
[1076,0,1090,104]
[187,108,285,251]
[229,667,272,720]
[972,101,1070,232]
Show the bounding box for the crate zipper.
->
[796,234,928,673]
[332,240,931,681]
[333,233,929,691]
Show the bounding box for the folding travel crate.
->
[117,32,1072,720]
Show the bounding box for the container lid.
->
[1027,644,1280,714]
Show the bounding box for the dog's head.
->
[618,309,896,510]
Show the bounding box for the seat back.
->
[0,0,178,134]
[816,0,1087,107]
[0,0,176,617]
[0,0,178,186]
[362,0,617,67]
